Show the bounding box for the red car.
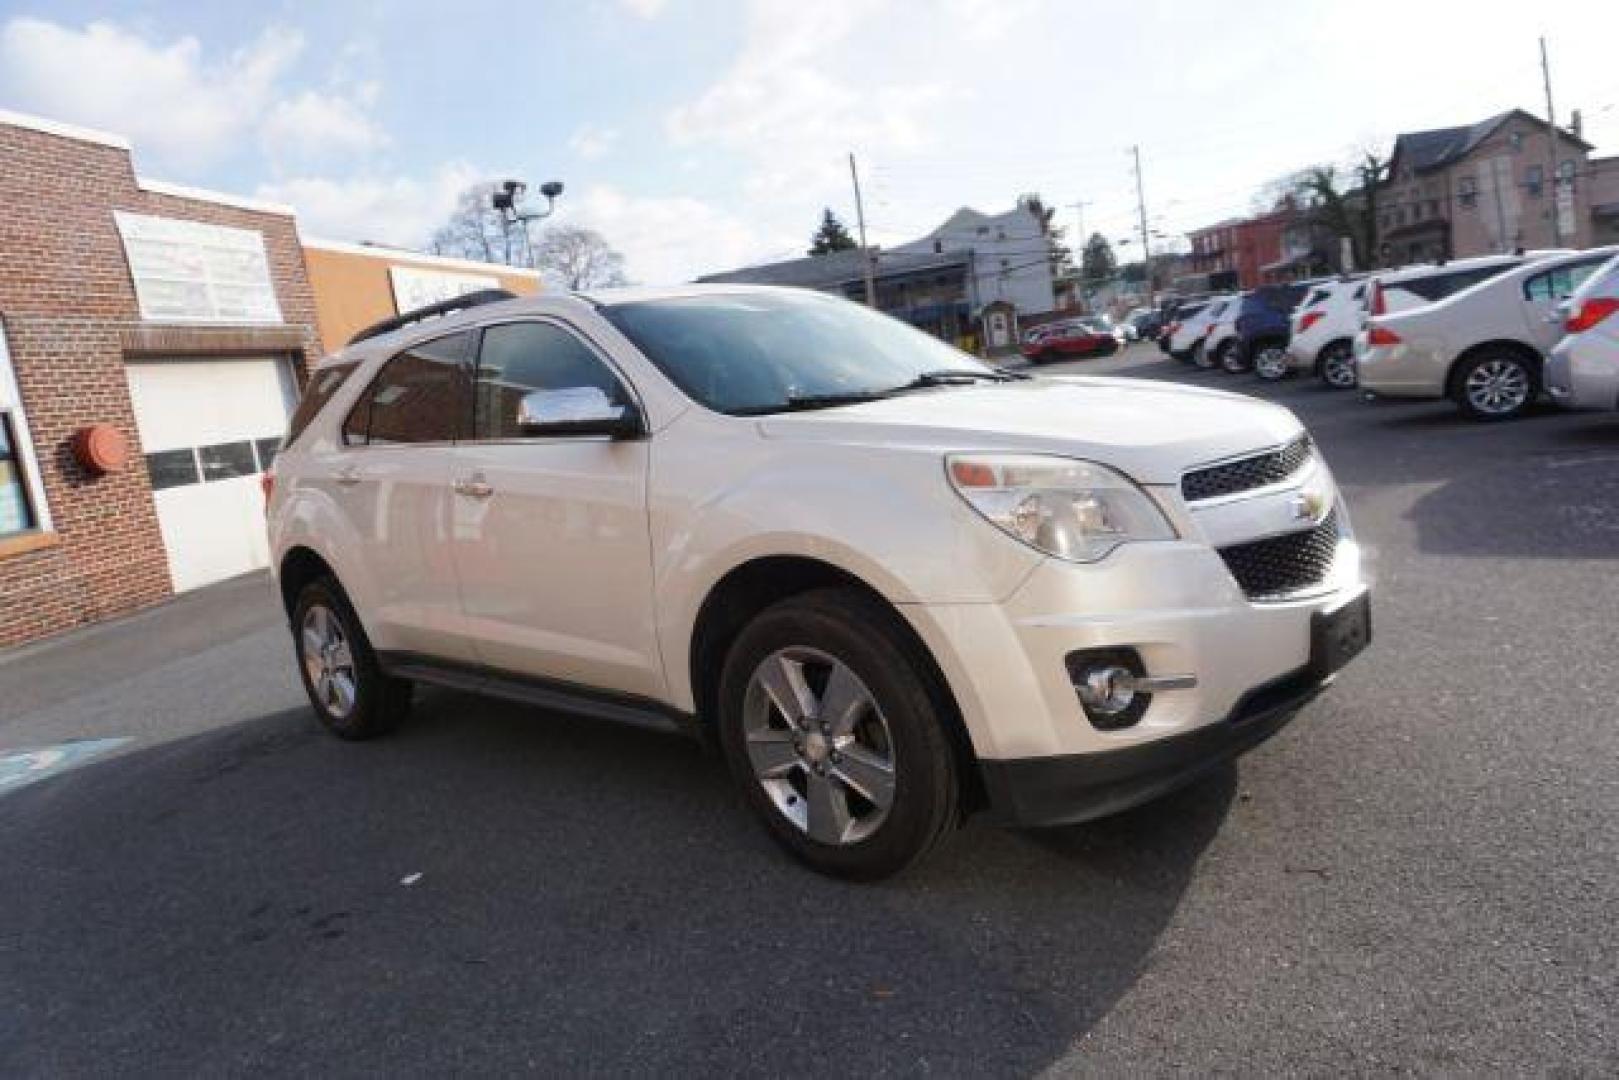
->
[1020,320,1121,363]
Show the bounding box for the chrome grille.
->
[1182,436,1313,503]
[1217,509,1340,600]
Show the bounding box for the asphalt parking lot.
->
[2,343,1616,1075]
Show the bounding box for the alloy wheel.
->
[741,647,896,846]
[1321,344,1356,389]
[1254,346,1289,380]
[1465,358,1531,416]
[301,603,358,720]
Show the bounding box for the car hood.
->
[755,376,1302,485]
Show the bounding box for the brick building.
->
[0,109,534,649]
[1185,204,1296,291]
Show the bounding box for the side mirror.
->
[515,386,643,440]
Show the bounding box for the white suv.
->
[1167,296,1233,362]
[1286,279,1365,389]
[1357,247,1615,420]
[268,286,1371,879]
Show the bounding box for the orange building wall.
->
[302,243,542,354]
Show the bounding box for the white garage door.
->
[126,357,298,593]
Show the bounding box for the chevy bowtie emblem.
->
[1290,491,1327,522]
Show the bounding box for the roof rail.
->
[347,288,518,346]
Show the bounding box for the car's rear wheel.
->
[292,577,412,739]
[1453,351,1538,421]
[1191,342,1214,369]
[1218,341,1249,373]
[1317,341,1356,389]
[1252,343,1290,380]
[717,588,960,880]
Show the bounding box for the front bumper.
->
[979,663,1327,827]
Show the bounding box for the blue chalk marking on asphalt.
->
[0,738,132,796]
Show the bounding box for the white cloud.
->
[566,185,792,285]
[257,162,483,249]
[618,0,669,17]
[568,123,620,161]
[0,17,302,171]
[664,0,947,201]
[262,89,389,166]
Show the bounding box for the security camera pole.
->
[492,179,565,269]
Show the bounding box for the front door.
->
[449,319,661,699]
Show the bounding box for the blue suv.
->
[1224,284,1309,378]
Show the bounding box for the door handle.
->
[334,466,361,487]
[453,475,494,499]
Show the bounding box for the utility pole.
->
[1540,36,1565,244]
[1131,146,1152,299]
[848,152,878,308]
[1068,199,1092,248]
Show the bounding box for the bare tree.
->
[430,183,530,268]
[534,224,628,289]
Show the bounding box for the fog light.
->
[1077,665,1138,716]
[1065,648,1198,731]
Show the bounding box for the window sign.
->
[114,212,283,324]
[389,266,500,314]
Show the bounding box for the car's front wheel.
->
[1251,343,1290,380]
[292,576,412,739]
[1317,341,1357,389]
[717,588,960,880]
[1453,350,1538,421]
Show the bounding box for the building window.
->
[1458,177,1478,208]
[1526,165,1544,197]
[0,323,49,540]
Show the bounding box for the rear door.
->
[326,330,479,661]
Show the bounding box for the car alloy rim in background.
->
[1322,345,1356,388]
[741,647,896,847]
[301,604,358,720]
[1465,359,1530,415]
[1255,347,1289,379]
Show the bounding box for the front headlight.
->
[946,454,1176,562]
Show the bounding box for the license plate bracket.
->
[1311,592,1371,680]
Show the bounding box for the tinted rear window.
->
[285,361,357,447]
[344,331,474,445]
[1400,263,1518,302]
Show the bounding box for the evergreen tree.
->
[808,208,858,255]
[1081,232,1117,284]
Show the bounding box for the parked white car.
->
[1357,247,1617,419]
[1546,252,1619,411]
[268,285,1369,879]
[1286,279,1366,389]
[1197,297,1243,371]
[1167,296,1233,361]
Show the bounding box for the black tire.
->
[1316,340,1357,389]
[1191,341,1215,370]
[1451,349,1539,421]
[1250,342,1291,381]
[291,575,412,739]
[1216,341,1247,374]
[716,587,960,880]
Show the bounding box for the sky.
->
[1,0,1616,284]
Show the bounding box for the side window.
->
[286,360,357,447]
[472,322,630,440]
[1524,260,1605,302]
[344,331,472,446]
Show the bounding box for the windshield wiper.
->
[732,390,895,415]
[904,368,1023,386]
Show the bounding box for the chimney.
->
[1571,109,1584,140]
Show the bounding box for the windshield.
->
[600,290,996,415]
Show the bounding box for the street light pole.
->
[849,152,878,308]
[1131,146,1152,299]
